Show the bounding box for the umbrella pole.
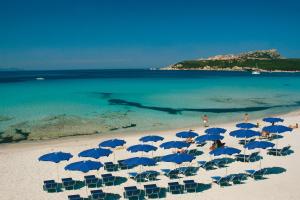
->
[225,156,227,176]
[56,163,60,181]
[244,137,246,162]
[276,137,278,156]
[259,150,262,170]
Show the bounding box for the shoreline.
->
[2,109,299,151]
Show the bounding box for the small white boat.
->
[252,71,260,75]
[35,77,45,80]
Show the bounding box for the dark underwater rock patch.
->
[108,98,277,114]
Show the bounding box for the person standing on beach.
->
[202,114,209,127]
[244,113,249,122]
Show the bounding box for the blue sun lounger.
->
[246,169,268,180]
[144,184,160,198]
[162,169,180,179]
[101,173,115,186]
[84,175,99,188]
[198,160,215,170]
[267,145,291,156]
[168,182,183,194]
[239,138,256,145]
[212,159,227,168]
[62,178,76,190]
[104,162,119,172]
[187,149,198,156]
[123,186,141,199]
[211,176,231,186]
[143,170,160,181]
[227,173,248,184]
[178,167,199,176]
[183,180,197,192]
[68,194,81,200]
[129,172,147,182]
[90,189,106,200]
[43,180,59,192]
[118,160,130,170]
[235,152,260,162]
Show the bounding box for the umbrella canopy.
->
[161,153,195,164]
[236,122,257,129]
[65,160,103,173]
[176,131,198,138]
[195,134,224,144]
[263,117,284,124]
[160,141,190,149]
[127,144,157,153]
[99,139,126,148]
[244,141,275,150]
[38,151,73,163]
[78,148,112,159]
[229,129,261,138]
[205,127,226,135]
[139,135,164,143]
[122,157,156,167]
[263,125,292,134]
[210,147,241,156]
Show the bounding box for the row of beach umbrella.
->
[38,117,292,176]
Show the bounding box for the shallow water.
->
[0,69,300,142]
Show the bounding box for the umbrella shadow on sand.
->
[263,167,287,175]
[113,176,128,186]
[196,183,212,192]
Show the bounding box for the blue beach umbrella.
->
[160,141,190,149]
[127,144,157,153]
[65,160,103,173]
[209,147,241,175]
[209,147,241,156]
[39,151,73,163]
[122,157,156,167]
[263,125,292,155]
[140,135,164,143]
[99,139,126,161]
[262,125,292,134]
[78,148,112,159]
[244,141,275,150]
[205,127,226,135]
[263,117,284,124]
[230,129,261,138]
[236,122,257,129]
[176,131,198,138]
[99,139,126,148]
[195,134,224,144]
[230,129,261,161]
[38,151,73,180]
[161,153,195,164]
[244,141,274,169]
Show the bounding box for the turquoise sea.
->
[1,69,300,142]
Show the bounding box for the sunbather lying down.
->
[289,123,298,129]
[176,148,186,154]
[260,131,270,138]
[209,140,225,151]
[185,137,194,144]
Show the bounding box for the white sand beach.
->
[0,111,299,200]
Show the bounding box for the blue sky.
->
[0,0,300,69]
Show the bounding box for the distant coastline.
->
[161,49,300,72]
[160,67,300,73]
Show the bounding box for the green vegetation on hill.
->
[165,49,300,71]
[176,58,300,71]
